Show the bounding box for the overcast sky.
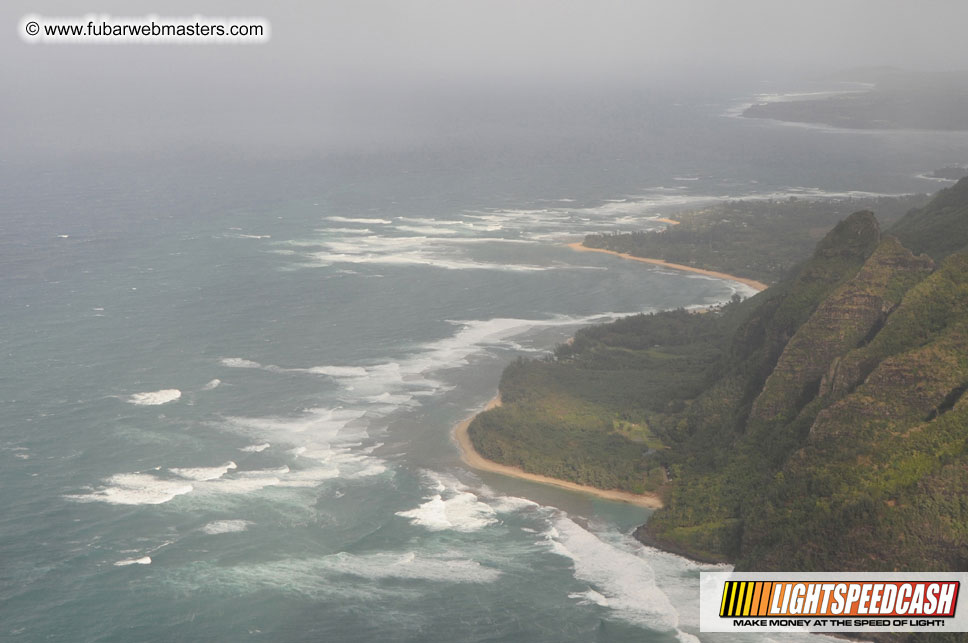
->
[3,0,967,158]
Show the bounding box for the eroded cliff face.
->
[749,236,934,425]
[738,254,968,572]
[645,202,968,578]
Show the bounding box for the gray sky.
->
[3,0,967,158]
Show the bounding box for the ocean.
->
[2,81,966,642]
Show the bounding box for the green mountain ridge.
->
[469,177,968,597]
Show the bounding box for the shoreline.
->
[453,395,664,509]
[566,242,769,292]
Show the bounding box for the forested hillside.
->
[469,178,968,585]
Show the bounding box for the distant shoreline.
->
[567,242,769,292]
[453,395,664,509]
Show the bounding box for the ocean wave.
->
[219,408,386,485]
[305,365,368,377]
[238,442,270,453]
[396,492,498,532]
[225,233,271,240]
[568,588,610,606]
[169,461,237,481]
[542,516,681,632]
[220,357,262,369]
[320,551,501,583]
[172,551,500,599]
[201,519,253,535]
[69,455,355,508]
[394,216,462,225]
[396,471,500,533]
[283,185,920,281]
[202,378,221,390]
[325,216,392,225]
[67,472,193,505]
[313,227,374,235]
[226,313,625,413]
[915,172,960,183]
[224,407,367,441]
[114,556,152,566]
[128,389,182,405]
[393,225,459,235]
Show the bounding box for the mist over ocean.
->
[3,82,967,642]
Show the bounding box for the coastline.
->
[452,240,770,510]
[567,242,769,292]
[453,395,664,509]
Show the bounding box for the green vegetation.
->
[471,177,968,601]
[468,307,737,493]
[891,176,968,260]
[583,195,927,284]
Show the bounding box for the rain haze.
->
[4,3,968,643]
[3,0,968,158]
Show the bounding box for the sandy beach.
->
[567,242,769,292]
[451,241,770,508]
[453,395,664,509]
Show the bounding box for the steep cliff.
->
[471,178,968,582]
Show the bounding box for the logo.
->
[700,572,968,633]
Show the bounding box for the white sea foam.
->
[363,392,416,406]
[225,407,366,441]
[487,494,540,514]
[305,365,368,377]
[342,460,387,479]
[114,556,152,566]
[128,389,182,405]
[227,233,271,239]
[325,216,392,225]
[67,472,193,505]
[314,227,374,235]
[916,172,962,183]
[320,551,501,583]
[195,471,283,494]
[239,442,270,453]
[397,472,498,532]
[201,519,253,534]
[394,216,461,225]
[569,589,610,606]
[202,379,221,390]
[170,461,237,481]
[542,516,681,632]
[213,315,646,499]
[284,189,773,275]
[282,231,552,272]
[393,225,459,235]
[221,357,262,369]
[228,313,625,413]
[179,551,499,599]
[220,407,386,485]
[276,465,343,486]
